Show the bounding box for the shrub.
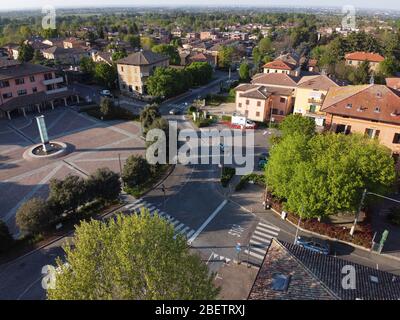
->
[86,168,121,202]
[100,97,113,116]
[221,167,236,187]
[48,175,88,214]
[122,155,151,188]
[16,198,54,235]
[235,173,266,191]
[0,220,13,253]
[221,115,232,122]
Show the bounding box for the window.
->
[393,133,400,144]
[335,124,351,135]
[29,76,35,82]
[245,110,249,116]
[271,273,291,292]
[15,78,25,85]
[246,100,249,105]
[44,73,53,80]
[365,128,379,139]
[374,106,381,113]
[0,80,10,88]
[32,87,37,93]
[280,97,286,103]
[121,66,124,72]
[272,108,279,115]
[345,103,352,109]
[2,92,12,99]
[257,101,261,107]
[309,105,316,113]
[128,85,133,92]
[17,89,27,96]
[256,112,260,117]
[238,102,242,108]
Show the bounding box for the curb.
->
[270,207,400,263]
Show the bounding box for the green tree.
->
[217,46,234,70]
[140,104,161,134]
[186,62,212,86]
[122,155,151,188]
[16,198,54,234]
[349,61,371,85]
[111,50,127,61]
[146,67,191,98]
[152,44,180,65]
[94,63,117,88]
[279,114,316,139]
[0,220,13,253]
[140,36,155,50]
[378,56,399,77]
[100,97,113,116]
[258,37,273,55]
[48,175,88,214]
[126,35,140,49]
[239,62,250,81]
[86,168,121,202]
[79,56,95,74]
[47,210,219,300]
[18,43,34,62]
[266,133,396,218]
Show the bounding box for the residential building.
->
[293,75,341,126]
[251,72,299,90]
[91,51,113,66]
[263,52,301,77]
[0,60,77,119]
[248,239,400,300]
[116,50,169,95]
[345,51,385,72]
[386,77,400,91]
[234,83,294,123]
[42,46,89,65]
[321,84,400,154]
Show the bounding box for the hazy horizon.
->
[1,1,399,11]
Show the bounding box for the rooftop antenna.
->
[370,74,375,85]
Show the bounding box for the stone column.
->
[76,95,80,103]
[22,108,26,117]
[50,101,55,110]
[63,98,68,106]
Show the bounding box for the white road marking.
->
[243,249,265,261]
[187,199,228,245]
[259,222,280,232]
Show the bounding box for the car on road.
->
[169,108,180,115]
[258,152,269,170]
[295,236,330,255]
[99,89,113,98]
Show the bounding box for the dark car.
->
[258,152,269,170]
[295,236,330,255]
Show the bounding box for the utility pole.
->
[294,207,303,244]
[350,188,367,236]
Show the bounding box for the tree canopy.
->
[47,210,219,300]
[266,132,396,218]
[151,44,180,65]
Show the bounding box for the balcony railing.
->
[43,77,64,86]
[45,87,68,95]
[307,98,323,105]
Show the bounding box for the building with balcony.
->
[0,60,78,119]
[293,75,341,126]
[116,50,169,96]
[321,84,400,155]
[263,52,302,77]
[234,83,294,123]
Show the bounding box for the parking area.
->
[0,107,145,233]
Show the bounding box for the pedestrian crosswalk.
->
[123,199,196,240]
[243,222,280,264]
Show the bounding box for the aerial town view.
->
[0,0,400,310]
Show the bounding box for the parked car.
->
[100,89,113,98]
[169,108,179,115]
[295,236,330,255]
[258,152,269,170]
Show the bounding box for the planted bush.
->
[16,198,55,235]
[221,167,236,187]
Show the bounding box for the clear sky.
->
[1,0,400,11]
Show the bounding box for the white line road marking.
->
[252,235,272,243]
[252,247,267,254]
[259,222,280,232]
[256,226,279,235]
[254,230,275,239]
[186,229,195,238]
[250,239,269,246]
[243,249,265,261]
[175,223,185,232]
[187,199,228,245]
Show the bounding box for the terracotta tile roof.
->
[263,59,295,70]
[307,59,318,67]
[386,77,400,90]
[251,73,299,88]
[345,51,385,63]
[297,75,341,91]
[249,239,400,300]
[116,50,169,66]
[321,84,400,125]
[234,83,260,92]
[239,86,271,100]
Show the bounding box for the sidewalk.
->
[214,262,258,300]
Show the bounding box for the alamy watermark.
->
[42,5,56,30]
[342,5,356,30]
